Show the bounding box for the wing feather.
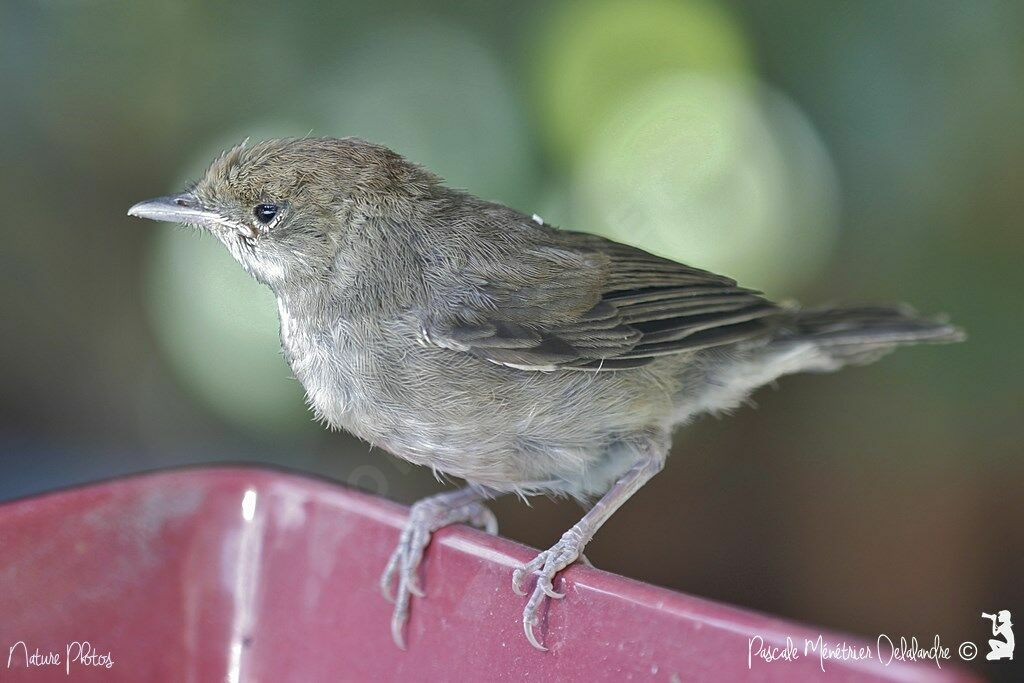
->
[421,225,783,371]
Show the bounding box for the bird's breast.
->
[276,302,350,425]
[275,303,414,444]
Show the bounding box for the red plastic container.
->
[0,466,977,681]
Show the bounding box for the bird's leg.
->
[380,485,497,648]
[512,455,665,651]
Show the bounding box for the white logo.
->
[982,610,1014,661]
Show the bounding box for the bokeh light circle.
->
[534,0,752,163]
[573,74,840,294]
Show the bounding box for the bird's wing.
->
[420,230,783,371]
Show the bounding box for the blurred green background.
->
[1,0,1021,677]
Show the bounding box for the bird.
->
[128,136,964,651]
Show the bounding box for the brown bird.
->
[128,137,964,650]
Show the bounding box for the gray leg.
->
[512,455,665,650]
[381,486,498,648]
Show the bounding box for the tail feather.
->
[774,304,965,365]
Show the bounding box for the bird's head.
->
[128,137,440,288]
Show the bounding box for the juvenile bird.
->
[129,137,963,650]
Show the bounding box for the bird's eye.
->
[254,204,278,224]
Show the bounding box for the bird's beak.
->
[127,193,221,227]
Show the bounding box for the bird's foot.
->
[380,491,497,649]
[512,527,588,651]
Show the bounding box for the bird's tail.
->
[772,304,965,366]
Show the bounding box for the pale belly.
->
[279,313,682,494]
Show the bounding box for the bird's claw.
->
[524,613,547,651]
[541,579,565,600]
[469,506,499,536]
[514,529,585,651]
[380,495,496,649]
